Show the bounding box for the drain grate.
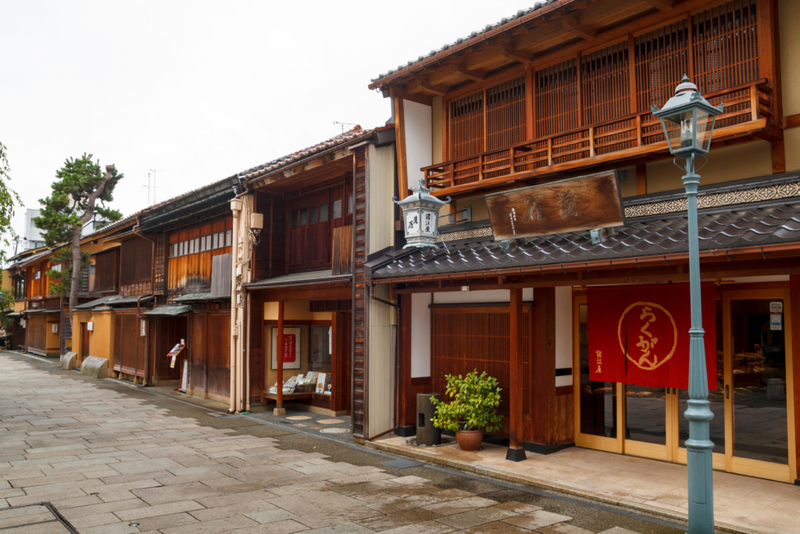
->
[381,458,422,469]
[0,502,78,533]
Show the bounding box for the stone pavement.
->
[0,353,676,534]
[370,435,800,534]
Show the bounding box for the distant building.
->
[22,209,45,251]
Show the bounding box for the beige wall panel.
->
[618,166,637,198]
[368,144,396,254]
[73,310,115,363]
[646,141,772,194]
[456,195,490,222]
[432,96,443,164]
[368,284,396,438]
[780,0,800,117]
[264,300,331,322]
[46,315,60,351]
[785,128,800,173]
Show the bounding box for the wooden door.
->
[332,312,351,414]
[190,313,207,394]
[206,313,230,398]
[81,323,90,362]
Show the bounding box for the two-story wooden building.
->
[231,126,397,437]
[367,0,800,484]
[73,177,239,401]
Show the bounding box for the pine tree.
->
[35,154,123,334]
[0,142,22,265]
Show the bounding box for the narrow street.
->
[0,352,684,534]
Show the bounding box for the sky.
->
[1,0,532,259]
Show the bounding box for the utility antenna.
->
[333,121,357,134]
[145,169,162,205]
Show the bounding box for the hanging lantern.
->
[393,180,450,249]
[650,75,724,157]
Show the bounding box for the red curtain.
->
[588,283,717,390]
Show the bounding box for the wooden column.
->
[636,164,647,195]
[532,287,556,447]
[392,95,409,197]
[398,293,414,433]
[507,288,527,461]
[275,300,285,414]
[790,274,800,482]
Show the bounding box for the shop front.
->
[246,275,352,416]
[369,172,800,484]
[574,283,796,482]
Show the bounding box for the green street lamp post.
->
[651,76,723,534]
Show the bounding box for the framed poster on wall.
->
[271,327,302,370]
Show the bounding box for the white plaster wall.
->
[555,286,573,387]
[404,100,432,191]
[410,293,431,378]
[433,289,533,304]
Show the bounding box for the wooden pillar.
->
[275,301,285,414]
[790,274,800,482]
[398,293,414,433]
[636,164,647,195]
[507,288,527,461]
[392,95,409,197]
[532,287,556,446]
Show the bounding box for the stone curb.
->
[366,440,764,534]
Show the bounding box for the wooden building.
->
[231,126,397,437]
[73,177,239,402]
[366,0,800,484]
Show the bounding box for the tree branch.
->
[79,165,116,224]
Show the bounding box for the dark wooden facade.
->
[119,237,153,296]
[189,307,231,400]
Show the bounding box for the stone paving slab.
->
[0,353,661,534]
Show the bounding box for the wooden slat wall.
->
[210,253,232,298]
[431,308,532,430]
[206,312,230,397]
[120,237,152,292]
[352,151,367,438]
[114,312,145,376]
[153,234,167,295]
[191,313,207,393]
[94,250,119,293]
[27,315,46,353]
[331,225,353,276]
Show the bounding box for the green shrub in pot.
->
[430,370,503,433]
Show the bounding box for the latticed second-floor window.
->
[442,0,763,164]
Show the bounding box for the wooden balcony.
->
[423,81,774,197]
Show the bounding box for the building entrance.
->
[574,287,796,482]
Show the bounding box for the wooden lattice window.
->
[535,59,579,138]
[635,20,689,113]
[449,92,484,159]
[582,43,630,126]
[692,0,759,95]
[486,77,527,151]
[448,76,527,159]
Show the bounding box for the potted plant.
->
[430,370,503,451]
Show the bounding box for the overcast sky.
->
[1,0,530,258]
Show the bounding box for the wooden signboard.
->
[484,171,624,241]
[167,342,186,369]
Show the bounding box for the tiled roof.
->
[246,269,350,290]
[372,200,800,279]
[239,126,375,181]
[369,1,562,88]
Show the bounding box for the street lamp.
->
[651,75,723,534]
[394,179,450,249]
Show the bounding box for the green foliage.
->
[430,370,503,433]
[35,154,123,247]
[0,142,23,265]
[0,289,14,331]
[45,248,90,298]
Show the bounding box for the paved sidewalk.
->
[0,353,677,534]
[369,435,800,534]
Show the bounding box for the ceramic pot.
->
[455,429,483,451]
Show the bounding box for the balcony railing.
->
[423,80,773,195]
